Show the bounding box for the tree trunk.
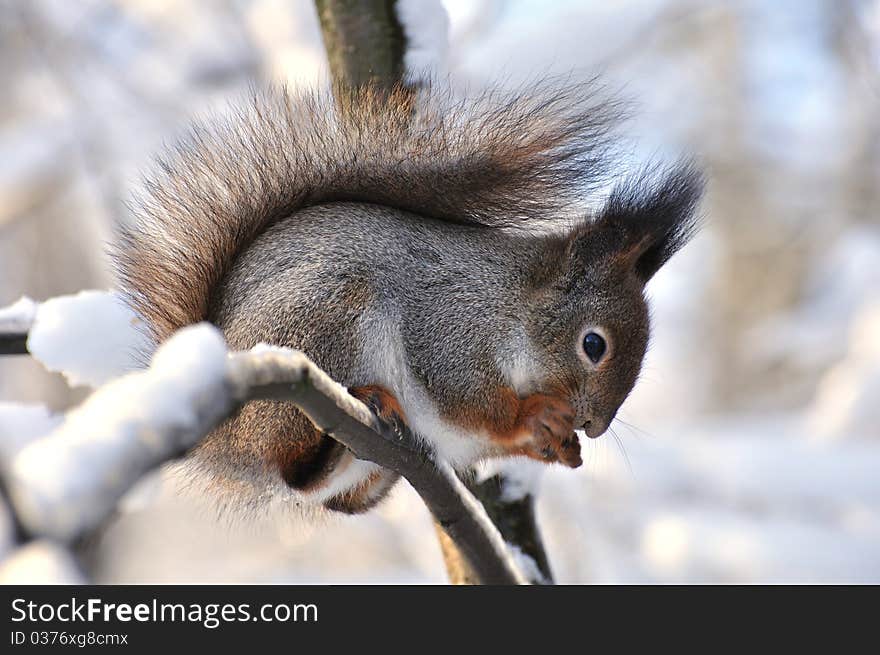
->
[314,0,408,89]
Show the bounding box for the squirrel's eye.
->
[583,332,607,364]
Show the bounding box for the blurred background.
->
[1,0,879,583]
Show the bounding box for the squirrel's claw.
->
[514,394,583,468]
[556,433,583,468]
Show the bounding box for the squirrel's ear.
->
[590,163,704,283]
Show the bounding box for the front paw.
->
[517,394,582,468]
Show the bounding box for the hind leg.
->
[323,468,401,514]
[317,385,408,513]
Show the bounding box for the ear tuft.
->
[598,162,705,282]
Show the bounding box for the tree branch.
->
[468,476,554,583]
[229,349,527,584]
[0,333,28,355]
[433,473,553,585]
[2,327,527,584]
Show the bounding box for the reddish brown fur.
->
[444,387,582,468]
[323,469,398,514]
[195,399,347,493]
[349,385,408,424]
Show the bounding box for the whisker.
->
[613,417,656,440]
[608,426,635,479]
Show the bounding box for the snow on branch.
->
[2,324,528,585]
[0,290,151,383]
[4,326,230,543]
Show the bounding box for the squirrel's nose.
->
[579,417,608,439]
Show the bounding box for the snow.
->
[748,226,880,377]
[506,543,549,584]
[396,0,450,80]
[0,290,153,389]
[808,300,880,439]
[535,415,880,583]
[27,290,153,388]
[0,402,62,460]
[0,540,86,584]
[0,127,68,226]
[475,457,544,502]
[0,296,38,333]
[7,324,229,542]
[249,342,293,356]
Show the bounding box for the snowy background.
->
[1,0,879,583]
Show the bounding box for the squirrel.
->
[113,81,703,515]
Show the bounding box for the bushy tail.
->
[113,80,622,342]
